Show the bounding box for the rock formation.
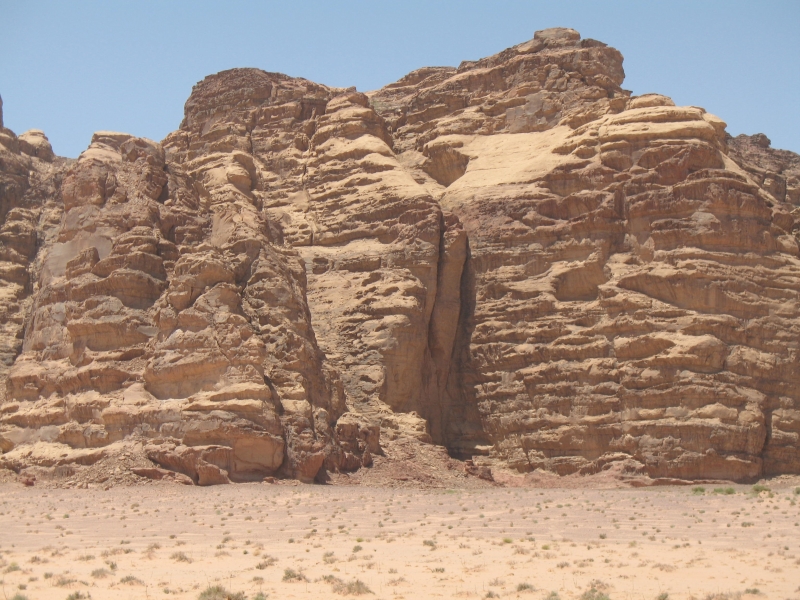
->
[1,28,799,485]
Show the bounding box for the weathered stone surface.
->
[727,133,800,205]
[1,29,800,484]
[365,29,800,481]
[18,130,55,162]
[1,93,375,483]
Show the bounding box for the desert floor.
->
[1,479,799,600]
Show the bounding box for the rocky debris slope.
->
[1,28,800,486]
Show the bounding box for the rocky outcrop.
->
[0,115,63,411]
[18,130,56,162]
[366,28,800,481]
[1,113,375,484]
[727,133,800,205]
[1,29,800,484]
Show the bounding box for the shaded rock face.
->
[1,28,800,484]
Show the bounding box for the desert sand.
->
[2,478,799,600]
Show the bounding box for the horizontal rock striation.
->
[369,28,800,480]
[1,29,799,484]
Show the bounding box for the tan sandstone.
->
[1,28,799,486]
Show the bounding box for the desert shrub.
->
[581,587,611,600]
[323,575,372,595]
[283,568,307,582]
[90,568,110,578]
[255,555,277,569]
[171,551,192,563]
[197,585,246,600]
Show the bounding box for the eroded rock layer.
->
[0,90,378,484]
[368,28,800,480]
[1,28,799,485]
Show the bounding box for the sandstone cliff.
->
[1,28,799,486]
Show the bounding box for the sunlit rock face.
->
[2,29,800,484]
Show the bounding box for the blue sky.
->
[2,0,798,157]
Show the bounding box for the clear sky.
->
[1,0,798,158]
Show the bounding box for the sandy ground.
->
[1,479,799,600]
